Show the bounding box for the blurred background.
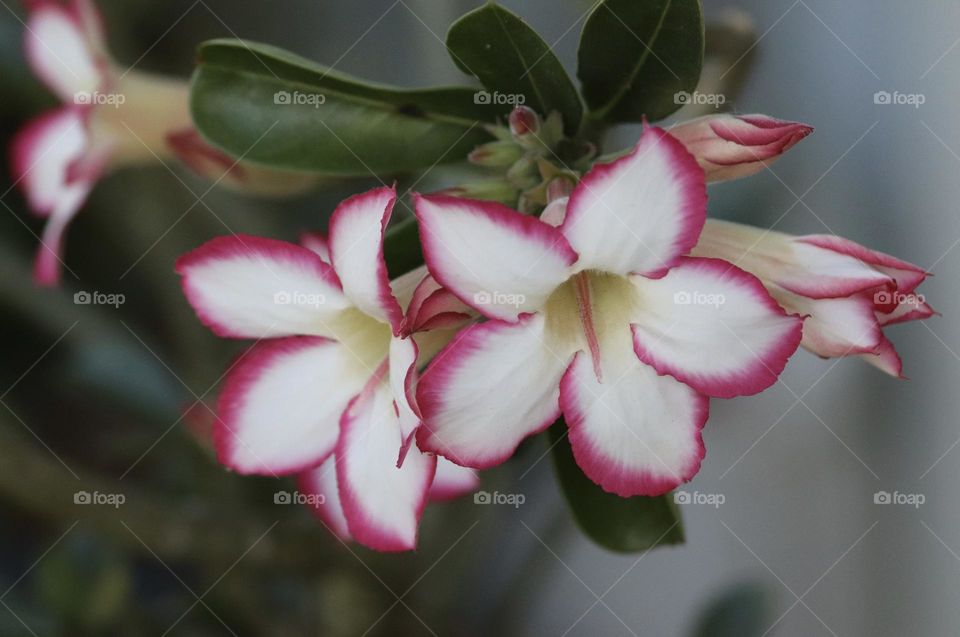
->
[0,0,957,634]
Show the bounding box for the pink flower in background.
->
[413,127,803,497]
[669,114,813,182]
[177,185,473,551]
[12,0,314,286]
[692,219,934,377]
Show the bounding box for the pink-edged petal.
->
[401,273,472,335]
[33,182,92,286]
[389,335,420,466]
[670,114,813,183]
[561,127,707,278]
[299,231,330,262]
[430,458,480,502]
[176,235,350,339]
[770,288,882,357]
[11,107,91,215]
[630,257,803,398]
[561,350,709,497]
[414,193,576,322]
[337,372,436,552]
[877,295,935,327]
[328,186,404,333]
[215,336,367,475]
[25,0,107,101]
[417,313,569,468]
[798,235,927,294]
[692,220,894,299]
[11,108,104,286]
[297,457,352,542]
[859,337,904,378]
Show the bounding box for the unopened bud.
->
[437,179,518,206]
[468,141,524,168]
[509,106,540,138]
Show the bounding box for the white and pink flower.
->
[177,185,474,551]
[669,114,813,183]
[692,219,934,377]
[413,127,804,498]
[12,0,314,285]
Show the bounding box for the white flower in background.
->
[177,186,474,551]
[12,0,315,285]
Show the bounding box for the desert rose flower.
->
[692,219,934,377]
[669,114,813,182]
[13,0,314,285]
[413,127,803,497]
[177,186,471,551]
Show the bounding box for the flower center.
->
[544,270,641,381]
[327,308,393,372]
[573,272,604,382]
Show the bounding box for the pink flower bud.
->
[670,114,813,182]
[508,106,540,138]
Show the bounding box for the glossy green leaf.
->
[549,421,684,552]
[578,0,704,123]
[447,3,583,134]
[190,39,497,175]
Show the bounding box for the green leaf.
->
[578,0,704,123]
[447,3,583,134]
[190,39,497,175]
[548,421,684,552]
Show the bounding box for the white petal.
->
[561,342,708,497]
[561,127,707,278]
[11,107,92,215]
[328,186,404,333]
[176,235,351,339]
[415,193,576,322]
[630,257,803,398]
[416,313,570,467]
[337,378,436,552]
[216,337,368,475]
[26,0,107,101]
[771,288,882,357]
